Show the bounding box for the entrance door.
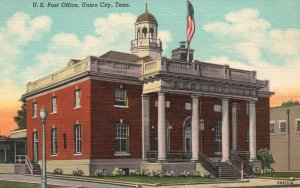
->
[184,117,192,152]
[32,132,38,163]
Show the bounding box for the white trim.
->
[26,77,89,100]
[114,105,129,108]
[114,153,131,157]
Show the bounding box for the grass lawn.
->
[257,172,300,178]
[93,176,234,185]
[0,180,66,188]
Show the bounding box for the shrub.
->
[253,167,264,175]
[152,170,163,177]
[163,170,174,177]
[179,170,190,177]
[191,170,202,177]
[112,168,126,176]
[129,169,141,176]
[53,168,63,175]
[73,168,84,176]
[257,148,274,170]
[141,169,151,176]
[95,169,109,177]
[203,171,212,177]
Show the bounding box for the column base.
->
[221,158,229,162]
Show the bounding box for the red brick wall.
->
[26,79,92,161]
[256,96,270,149]
[90,80,143,159]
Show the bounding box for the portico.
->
[140,56,268,163]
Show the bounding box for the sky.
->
[0,0,299,136]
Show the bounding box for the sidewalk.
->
[0,174,299,188]
[160,178,300,188]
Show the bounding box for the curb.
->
[48,174,245,187]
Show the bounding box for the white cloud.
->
[203,8,300,91]
[30,13,173,81]
[0,12,52,105]
[5,12,51,43]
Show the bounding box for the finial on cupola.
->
[145,3,148,12]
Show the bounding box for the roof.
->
[136,9,157,25]
[99,51,140,63]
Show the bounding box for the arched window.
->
[137,28,141,39]
[149,28,154,39]
[184,116,192,152]
[142,27,147,38]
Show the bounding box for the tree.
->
[282,99,299,107]
[257,148,274,170]
[14,97,26,130]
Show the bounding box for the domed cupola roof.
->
[136,4,157,25]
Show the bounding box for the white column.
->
[158,92,166,161]
[191,96,199,161]
[232,103,237,151]
[249,100,257,160]
[142,95,150,160]
[222,98,230,162]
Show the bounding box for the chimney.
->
[171,41,194,62]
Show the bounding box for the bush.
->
[129,169,141,176]
[257,148,274,170]
[95,169,109,177]
[191,170,202,177]
[179,170,190,177]
[73,168,84,176]
[163,170,174,177]
[203,171,212,177]
[141,169,151,176]
[112,168,126,176]
[53,168,63,175]
[152,170,163,177]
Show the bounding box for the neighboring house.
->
[270,104,300,172]
[23,7,273,177]
[0,129,27,174]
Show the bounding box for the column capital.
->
[191,95,199,99]
[158,92,166,96]
[222,98,229,102]
[141,94,150,99]
[249,99,257,104]
[232,103,237,107]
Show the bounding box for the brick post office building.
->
[23,7,273,177]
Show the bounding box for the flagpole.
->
[186,0,190,62]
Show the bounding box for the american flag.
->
[187,0,195,43]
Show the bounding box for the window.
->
[63,133,67,149]
[115,88,127,107]
[51,97,57,113]
[51,128,58,155]
[214,121,222,153]
[74,89,81,108]
[114,124,129,153]
[32,102,37,117]
[296,120,300,133]
[279,121,286,134]
[74,124,82,154]
[270,122,275,135]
